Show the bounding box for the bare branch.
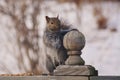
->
[0,0,42,74]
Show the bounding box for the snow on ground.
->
[0,1,120,75]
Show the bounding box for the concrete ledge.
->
[0,76,88,80]
[0,76,120,80]
[90,76,120,80]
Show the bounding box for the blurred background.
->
[0,0,120,75]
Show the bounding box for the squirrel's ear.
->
[45,16,50,23]
[57,15,59,19]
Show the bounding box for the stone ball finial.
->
[63,29,85,51]
[54,30,98,76]
[63,29,86,65]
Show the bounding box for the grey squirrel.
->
[43,16,72,73]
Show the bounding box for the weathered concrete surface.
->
[90,76,120,80]
[0,76,88,80]
[54,65,98,76]
[0,76,120,80]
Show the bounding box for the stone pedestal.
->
[53,29,98,76]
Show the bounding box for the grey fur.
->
[43,16,73,73]
[43,16,75,73]
[43,29,68,73]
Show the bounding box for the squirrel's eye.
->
[51,22,53,24]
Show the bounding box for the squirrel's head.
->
[45,16,61,32]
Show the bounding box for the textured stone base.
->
[0,76,120,80]
[90,76,120,80]
[53,65,98,76]
[0,76,89,80]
